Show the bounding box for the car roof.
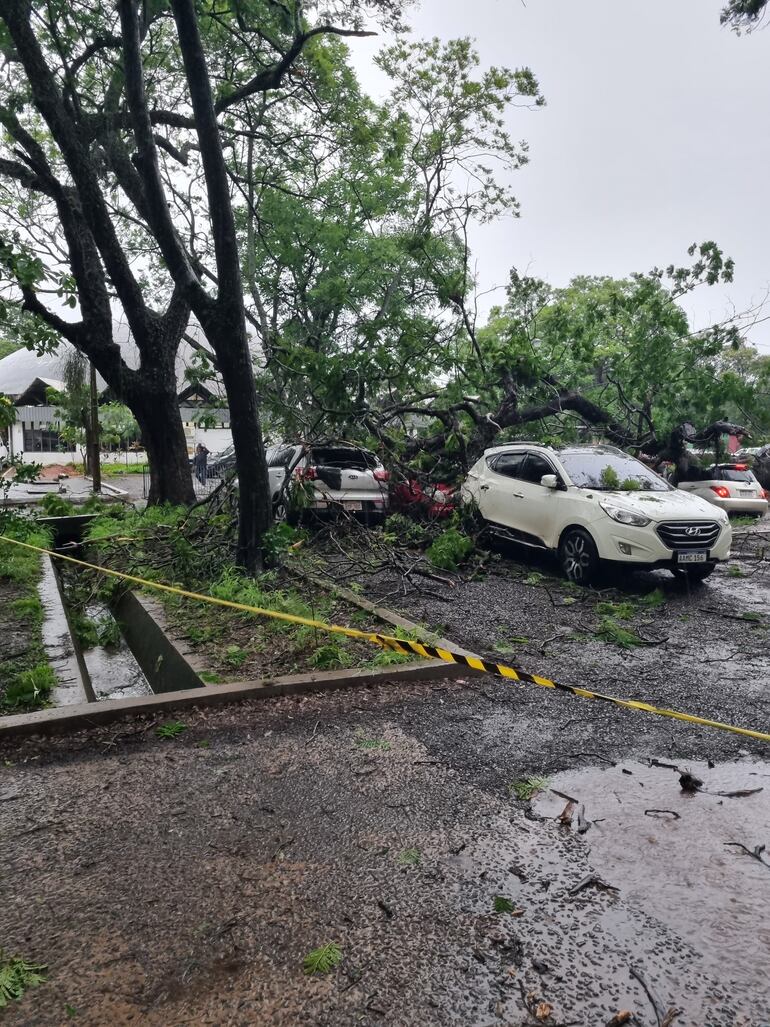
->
[482,442,624,457]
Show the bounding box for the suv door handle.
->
[480,484,490,491]
[512,492,524,499]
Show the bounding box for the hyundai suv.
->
[462,443,732,584]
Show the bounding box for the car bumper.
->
[311,489,389,513]
[593,521,732,565]
[708,497,768,515]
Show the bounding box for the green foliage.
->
[199,671,223,684]
[597,617,644,648]
[0,952,46,1008]
[426,528,474,571]
[303,943,342,976]
[224,645,248,668]
[262,522,304,562]
[639,588,666,608]
[596,600,635,621]
[396,848,421,866]
[312,642,353,670]
[510,776,550,800]
[10,596,42,623]
[73,613,120,650]
[38,493,76,517]
[3,663,55,711]
[355,731,391,751]
[383,513,430,548]
[728,564,745,577]
[156,721,187,739]
[493,896,516,914]
[600,465,620,490]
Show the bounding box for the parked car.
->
[462,443,732,584]
[676,463,768,517]
[207,443,236,478]
[268,441,389,524]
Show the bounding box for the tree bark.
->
[203,314,272,572]
[133,389,195,505]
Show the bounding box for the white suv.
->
[462,443,732,584]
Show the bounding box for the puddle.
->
[533,759,770,992]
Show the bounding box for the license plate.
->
[676,551,708,564]
[739,490,753,497]
[345,501,363,511]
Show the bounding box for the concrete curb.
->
[0,660,461,738]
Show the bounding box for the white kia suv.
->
[462,443,732,584]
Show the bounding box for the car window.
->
[267,446,294,468]
[310,446,377,470]
[558,450,671,491]
[716,468,754,483]
[519,453,556,485]
[488,452,527,479]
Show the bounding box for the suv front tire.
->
[559,527,601,586]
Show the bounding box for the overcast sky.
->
[350,0,770,352]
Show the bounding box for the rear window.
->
[559,450,671,491]
[715,468,755,483]
[310,446,377,470]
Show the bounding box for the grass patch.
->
[355,731,391,751]
[0,952,46,1009]
[303,943,342,975]
[9,596,43,623]
[596,600,635,621]
[639,588,666,608]
[510,775,550,801]
[312,641,354,670]
[728,565,745,578]
[156,720,187,739]
[396,848,421,866]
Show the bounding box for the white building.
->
[0,325,234,466]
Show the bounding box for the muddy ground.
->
[2,526,769,1026]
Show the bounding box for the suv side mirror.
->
[540,473,559,489]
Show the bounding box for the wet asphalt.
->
[1,525,769,1026]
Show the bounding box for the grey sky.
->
[350,0,770,352]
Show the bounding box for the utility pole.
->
[89,362,101,493]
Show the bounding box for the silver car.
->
[267,441,389,524]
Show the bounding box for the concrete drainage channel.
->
[2,517,468,738]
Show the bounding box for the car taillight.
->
[373,468,390,482]
[732,464,748,471]
[294,465,317,481]
[761,489,769,500]
[710,485,730,499]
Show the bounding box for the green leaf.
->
[155,721,187,739]
[303,943,342,975]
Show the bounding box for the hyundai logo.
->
[685,526,703,537]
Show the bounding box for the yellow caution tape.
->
[2,533,769,744]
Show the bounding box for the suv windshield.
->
[558,450,671,492]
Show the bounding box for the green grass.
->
[596,600,635,621]
[199,671,222,684]
[493,896,516,914]
[312,642,354,670]
[303,943,342,976]
[224,645,249,667]
[155,720,187,739]
[396,848,421,866]
[728,565,745,578]
[639,588,666,608]
[355,732,391,751]
[0,952,46,1008]
[510,775,550,801]
[10,597,43,623]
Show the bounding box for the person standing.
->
[193,442,210,486]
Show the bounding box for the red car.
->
[393,479,457,519]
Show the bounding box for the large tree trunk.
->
[206,316,272,573]
[134,390,195,505]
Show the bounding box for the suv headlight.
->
[599,501,651,527]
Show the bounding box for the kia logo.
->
[685,526,702,537]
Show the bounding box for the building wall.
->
[8,406,233,467]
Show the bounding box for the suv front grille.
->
[656,520,721,550]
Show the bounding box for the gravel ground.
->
[1,524,769,1026]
